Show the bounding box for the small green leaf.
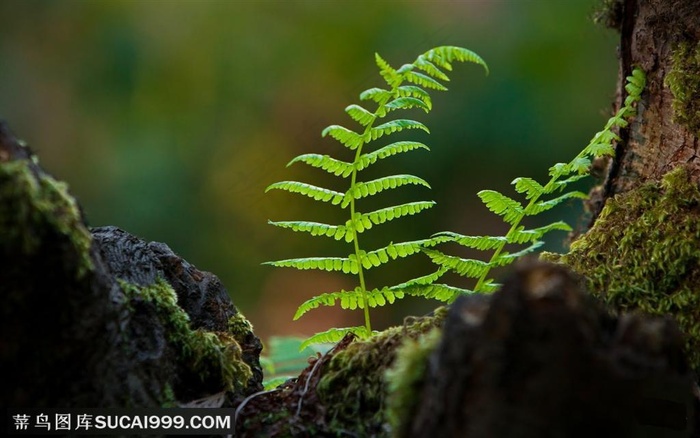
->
[265,181,344,205]
[322,125,364,150]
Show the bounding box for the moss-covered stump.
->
[0,121,261,407]
[398,262,696,437]
[551,166,700,373]
[234,310,447,436]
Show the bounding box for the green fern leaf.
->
[264,256,357,274]
[569,156,592,174]
[345,104,376,127]
[493,241,544,265]
[396,85,432,110]
[294,289,366,320]
[375,53,400,87]
[356,141,430,171]
[477,190,524,224]
[287,154,354,178]
[413,57,450,81]
[526,191,587,215]
[389,267,449,290]
[584,142,615,157]
[268,220,348,241]
[359,87,392,104]
[423,46,489,75]
[299,326,370,351]
[369,119,429,141]
[361,239,434,269]
[403,70,448,91]
[356,201,436,231]
[385,97,431,113]
[549,174,588,193]
[423,249,489,278]
[507,221,572,244]
[512,177,545,200]
[402,283,469,303]
[342,175,430,207]
[265,181,344,205]
[433,231,507,250]
[321,125,364,150]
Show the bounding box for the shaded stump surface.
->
[406,263,697,438]
[0,121,262,409]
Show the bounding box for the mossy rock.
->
[549,166,700,371]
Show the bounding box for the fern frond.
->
[359,87,392,104]
[294,288,366,319]
[263,256,357,274]
[389,267,449,289]
[493,241,544,265]
[356,141,430,172]
[423,249,489,278]
[477,190,524,224]
[265,181,344,205]
[512,177,545,200]
[266,46,490,346]
[432,231,507,250]
[385,97,431,113]
[299,326,370,351]
[355,201,435,231]
[321,125,364,150]
[549,174,588,193]
[375,53,400,87]
[403,70,448,91]
[396,85,432,110]
[413,57,450,81]
[361,239,434,269]
[369,119,429,141]
[526,191,587,215]
[288,154,354,178]
[345,104,376,127]
[507,221,572,244]
[342,175,430,207]
[422,46,489,75]
[404,283,467,303]
[268,220,348,242]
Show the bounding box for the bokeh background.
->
[0,0,618,341]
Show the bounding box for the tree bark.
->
[601,0,700,202]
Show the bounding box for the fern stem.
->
[348,76,405,334]
[348,151,372,333]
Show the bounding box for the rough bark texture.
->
[602,0,700,203]
[0,121,262,408]
[403,262,697,437]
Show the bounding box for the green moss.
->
[119,279,253,395]
[0,160,93,278]
[228,311,254,339]
[665,41,700,134]
[384,328,441,437]
[161,383,177,407]
[553,167,700,371]
[316,307,448,436]
[592,0,623,30]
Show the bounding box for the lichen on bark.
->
[547,166,700,371]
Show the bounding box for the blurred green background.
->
[0,0,618,341]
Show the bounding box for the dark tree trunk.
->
[601,0,700,201]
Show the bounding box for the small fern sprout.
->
[264,46,488,349]
[424,68,647,295]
